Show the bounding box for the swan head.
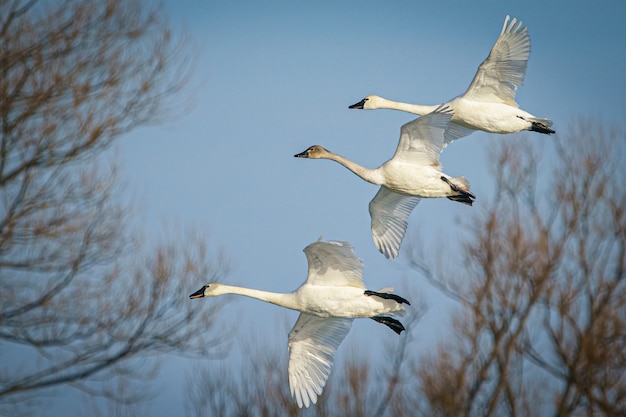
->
[348,95,382,110]
[189,283,222,299]
[294,145,330,159]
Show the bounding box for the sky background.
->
[105,1,625,414]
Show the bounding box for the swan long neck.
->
[214,284,297,310]
[324,152,384,185]
[374,96,437,116]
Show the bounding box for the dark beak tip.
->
[348,100,365,109]
[189,287,206,299]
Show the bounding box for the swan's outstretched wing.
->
[393,106,454,165]
[288,314,353,408]
[303,240,365,288]
[463,15,530,106]
[369,186,421,259]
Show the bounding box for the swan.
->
[349,15,555,137]
[295,106,474,259]
[189,240,409,408]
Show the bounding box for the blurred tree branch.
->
[0,0,226,414]
[413,122,626,416]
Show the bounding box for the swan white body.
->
[350,15,554,136]
[295,107,474,259]
[189,240,409,408]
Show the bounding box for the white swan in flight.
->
[349,15,555,136]
[189,240,409,408]
[295,107,474,259]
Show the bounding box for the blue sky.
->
[113,1,625,414]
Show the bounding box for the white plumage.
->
[295,107,474,259]
[189,240,409,407]
[349,16,554,136]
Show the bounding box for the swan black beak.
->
[189,286,207,299]
[294,149,310,158]
[348,99,366,109]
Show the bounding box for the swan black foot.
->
[530,121,555,135]
[370,316,406,335]
[364,290,410,305]
[441,176,475,206]
[447,194,474,205]
[517,115,555,135]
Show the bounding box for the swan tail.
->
[370,316,406,335]
[529,118,555,135]
[364,290,410,306]
[441,176,476,206]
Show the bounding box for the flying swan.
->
[295,106,473,259]
[349,15,554,138]
[189,240,409,408]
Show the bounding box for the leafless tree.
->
[0,1,228,415]
[412,121,626,416]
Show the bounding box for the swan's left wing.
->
[288,313,353,408]
[369,186,421,259]
[303,240,365,288]
[393,106,453,165]
[462,15,530,105]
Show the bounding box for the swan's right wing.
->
[369,186,421,259]
[288,313,353,408]
[393,106,453,165]
[303,240,365,288]
[463,15,530,106]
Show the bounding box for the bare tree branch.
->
[0,1,226,415]
[412,122,626,417]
